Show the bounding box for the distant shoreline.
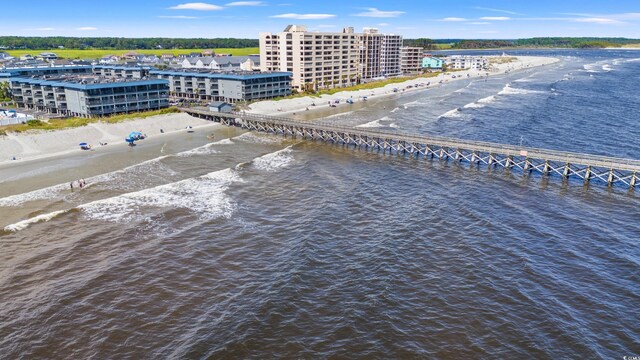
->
[248,56,560,117]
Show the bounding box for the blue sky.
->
[1,0,639,39]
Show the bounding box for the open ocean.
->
[1,49,639,358]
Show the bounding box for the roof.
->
[94,65,152,71]
[209,101,231,107]
[150,69,291,81]
[10,76,169,90]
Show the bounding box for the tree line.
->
[0,37,259,50]
[451,37,639,49]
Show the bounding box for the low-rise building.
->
[39,52,58,61]
[400,46,423,74]
[180,56,259,71]
[150,69,291,103]
[444,55,488,70]
[93,65,150,79]
[422,57,444,70]
[10,75,169,117]
[208,101,233,113]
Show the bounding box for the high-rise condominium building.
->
[260,25,359,91]
[260,25,403,91]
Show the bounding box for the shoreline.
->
[248,56,560,117]
[0,55,559,170]
[0,113,220,167]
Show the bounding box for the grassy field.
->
[0,107,180,135]
[6,48,260,59]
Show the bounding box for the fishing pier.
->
[183,108,640,189]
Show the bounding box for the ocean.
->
[1,49,639,358]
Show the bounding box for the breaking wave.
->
[4,210,70,232]
[80,168,241,224]
[438,108,463,119]
[498,84,544,96]
[252,146,295,172]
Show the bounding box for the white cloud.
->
[469,22,490,25]
[440,17,467,22]
[158,15,201,19]
[474,7,519,15]
[28,27,55,31]
[572,17,621,24]
[271,13,335,20]
[480,17,510,21]
[377,23,390,26]
[355,8,405,18]
[169,3,224,10]
[225,1,263,5]
[76,27,97,31]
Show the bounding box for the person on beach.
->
[70,181,74,189]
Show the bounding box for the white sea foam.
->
[356,119,384,128]
[213,138,234,145]
[626,58,640,63]
[463,102,485,109]
[4,210,69,232]
[357,116,393,128]
[325,111,354,119]
[235,131,281,144]
[80,168,241,223]
[583,63,600,73]
[438,108,463,119]
[389,123,400,128]
[478,95,497,104]
[498,84,543,96]
[252,146,294,172]
[0,183,69,207]
[176,143,219,157]
[602,64,613,71]
[390,107,401,113]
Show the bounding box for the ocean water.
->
[1,49,639,358]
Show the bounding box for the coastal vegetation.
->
[0,107,180,133]
[448,37,640,49]
[5,48,259,59]
[0,36,258,50]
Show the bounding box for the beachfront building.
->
[10,75,169,117]
[92,65,150,79]
[380,33,402,78]
[259,25,360,91]
[422,57,444,70]
[1,65,93,78]
[149,69,291,103]
[358,28,402,80]
[444,56,488,70]
[400,46,424,74]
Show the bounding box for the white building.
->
[181,56,259,71]
[358,28,402,80]
[400,46,423,74]
[445,55,488,70]
[260,25,405,91]
[260,25,360,91]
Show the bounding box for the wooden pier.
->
[183,108,640,189]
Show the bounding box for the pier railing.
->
[182,108,640,188]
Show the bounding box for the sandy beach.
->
[249,56,559,116]
[0,113,220,166]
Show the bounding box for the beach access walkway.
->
[182,108,640,189]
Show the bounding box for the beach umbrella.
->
[79,142,87,146]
